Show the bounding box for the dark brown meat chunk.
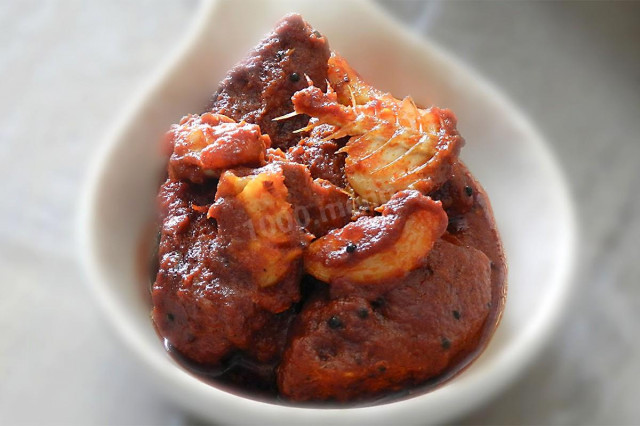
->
[151,180,298,365]
[208,14,330,151]
[277,240,492,402]
[431,160,507,330]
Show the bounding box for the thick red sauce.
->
[145,160,506,405]
[146,13,506,405]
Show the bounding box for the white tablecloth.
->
[1,1,639,424]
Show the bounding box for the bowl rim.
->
[78,0,578,423]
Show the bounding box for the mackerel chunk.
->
[209,14,330,151]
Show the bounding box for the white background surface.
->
[1,1,639,424]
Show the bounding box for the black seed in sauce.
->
[327,316,344,329]
[464,185,473,197]
[441,337,451,350]
[370,297,385,310]
[346,242,357,253]
[167,313,175,322]
[452,310,461,320]
[289,72,300,82]
[357,308,369,319]
[378,365,387,373]
[447,215,467,233]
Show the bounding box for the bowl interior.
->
[80,0,576,424]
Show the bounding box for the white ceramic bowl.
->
[79,0,577,424]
